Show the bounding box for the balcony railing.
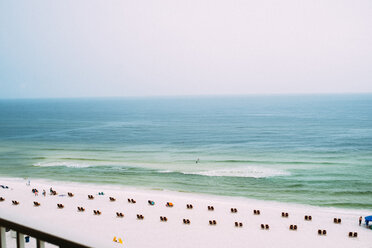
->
[0,217,90,248]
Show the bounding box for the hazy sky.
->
[0,0,371,98]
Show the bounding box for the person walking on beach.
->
[42,190,46,197]
[359,216,362,226]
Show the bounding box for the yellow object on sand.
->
[119,238,123,244]
[113,236,117,242]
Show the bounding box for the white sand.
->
[0,177,371,248]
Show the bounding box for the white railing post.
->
[0,227,6,248]
[16,232,24,248]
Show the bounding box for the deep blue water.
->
[0,94,372,209]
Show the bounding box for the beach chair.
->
[186,204,193,209]
[0,197,5,202]
[12,200,19,205]
[166,202,173,207]
[116,212,124,217]
[148,200,155,205]
[68,192,74,197]
[209,220,215,225]
[183,219,190,224]
[261,224,269,230]
[33,201,40,206]
[109,197,116,202]
[235,222,243,227]
[207,205,214,211]
[57,204,64,209]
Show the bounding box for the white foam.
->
[182,167,290,178]
[33,161,92,168]
[158,170,173,173]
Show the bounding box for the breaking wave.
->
[160,167,290,178]
[33,162,92,168]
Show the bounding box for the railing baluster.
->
[16,232,25,248]
[0,226,6,248]
[36,239,45,248]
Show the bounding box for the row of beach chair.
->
[1,195,361,237]
[1,196,363,236]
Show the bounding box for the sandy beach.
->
[0,177,370,248]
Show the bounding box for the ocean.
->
[0,94,371,209]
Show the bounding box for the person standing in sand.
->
[359,216,362,226]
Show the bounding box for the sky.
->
[0,0,371,98]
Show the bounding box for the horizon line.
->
[1,92,372,100]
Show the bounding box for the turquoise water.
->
[0,95,372,209]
